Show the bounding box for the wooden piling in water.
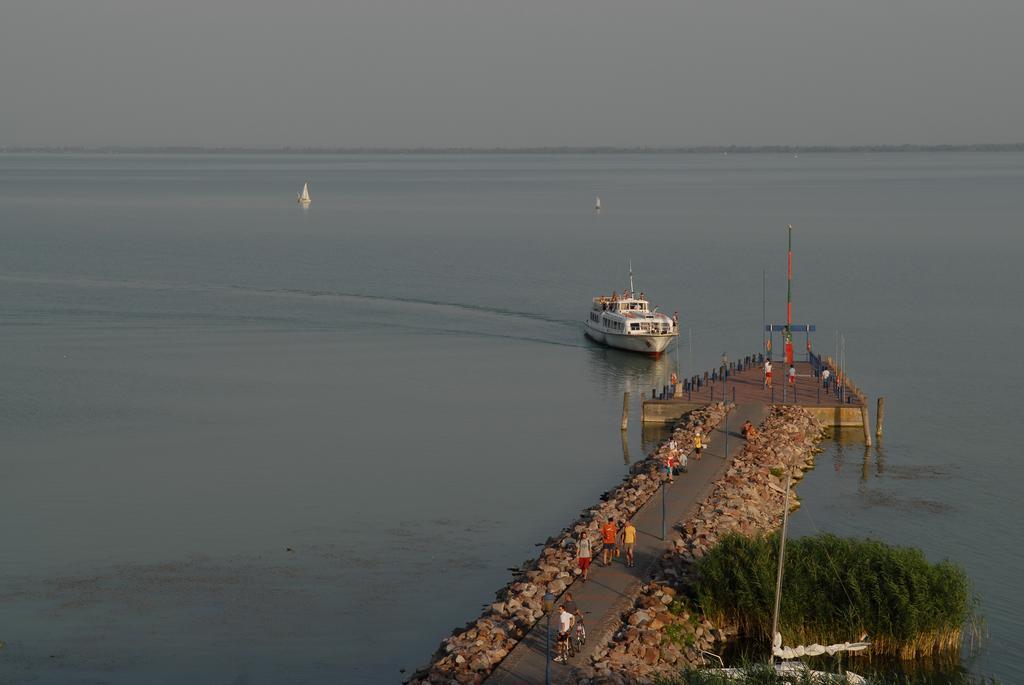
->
[861,399,873,446]
[621,391,630,431]
[876,396,885,438]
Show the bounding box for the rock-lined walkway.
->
[577,405,827,684]
[483,403,769,685]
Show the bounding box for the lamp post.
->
[543,591,555,684]
[721,353,728,407]
[724,406,729,458]
[661,477,667,540]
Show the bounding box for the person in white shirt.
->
[576,533,593,582]
[764,360,773,389]
[554,605,575,662]
[822,368,831,389]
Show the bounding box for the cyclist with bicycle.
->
[562,592,586,651]
[553,604,575,662]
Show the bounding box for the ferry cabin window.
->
[630,323,640,331]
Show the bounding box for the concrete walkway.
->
[485,403,769,685]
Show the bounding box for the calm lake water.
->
[0,152,1020,684]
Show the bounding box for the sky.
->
[1,0,1022,148]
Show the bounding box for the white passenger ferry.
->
[584,274,678,356]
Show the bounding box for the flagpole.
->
[785,225,794,367]
[762,268,766,358]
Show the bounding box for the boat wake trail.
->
[0,272,583,347]
[239,285,577,328]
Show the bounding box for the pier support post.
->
[876,396,885,439]
[621,392,630,432]
[861,400,873,447]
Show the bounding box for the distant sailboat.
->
[595,195,602,212]
[297,182,311,206]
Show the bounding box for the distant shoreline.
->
[3,143,1024,155]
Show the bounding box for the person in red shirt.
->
[600,518,618,567]
[576,532,593,582]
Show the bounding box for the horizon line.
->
[3,142,1024,154]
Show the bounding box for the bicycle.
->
[554,631,573,662]
[572,615,587,654]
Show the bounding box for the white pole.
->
[770,467,793,662]
[688,328,693,382]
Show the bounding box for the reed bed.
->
[693,533,973,660]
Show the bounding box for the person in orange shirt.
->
[600,518,618,567]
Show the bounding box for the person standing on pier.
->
[620,520,637,568]
[600,518,618,567]
[562,592,579,619]
[693,428,704,460]
[822,367,831,390]
[788,364,796,387]
[674,438,688,473]
[576,532,593,582]
[666,451,677,482]
[764,359,773,389]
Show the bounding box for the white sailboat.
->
[595,195,602,212]
[297,182,311,206]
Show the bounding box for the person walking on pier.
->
[600,518,618,567]
[662,449,677,483]
[576,532,593,582]
[822,367,831,391]
[788,364,796,387]
[764,359,773,389]
[693,428,704,460]
[620,519,637,567]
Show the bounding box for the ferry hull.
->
[584,322,676,355]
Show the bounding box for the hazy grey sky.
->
[2,0,1022,147]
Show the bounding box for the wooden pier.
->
[642,354,868,429]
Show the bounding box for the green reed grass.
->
[693,533,973,660]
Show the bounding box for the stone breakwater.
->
[407,403,730,685]
[574,405,826,685]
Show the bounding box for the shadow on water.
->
[583,337,679,396]
[642,422,674,458]
[817,429,953,514]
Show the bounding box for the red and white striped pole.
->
[785,224,794,367]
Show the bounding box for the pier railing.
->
[810,351,867,405]
[649,351,865,406]
[652,352,764,402]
